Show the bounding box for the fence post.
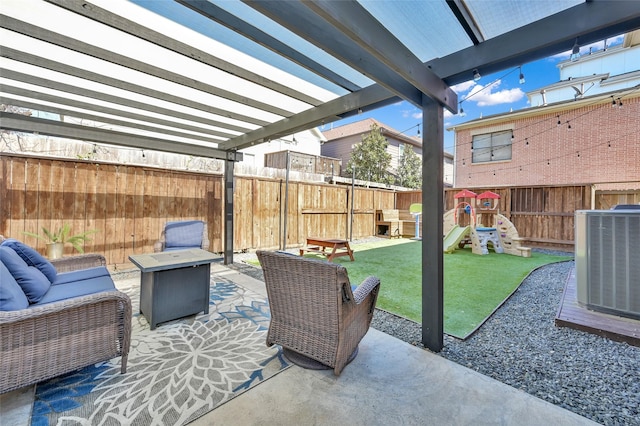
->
[350,165,355,241]
[283,151,290,250]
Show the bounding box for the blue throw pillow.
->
[0,260,29,310]
[0,247,51,303]
[0,239,57,283]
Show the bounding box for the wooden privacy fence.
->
[3,155,638,266]
[0,155,223,268]
[441,186,589,250]
[399,186,638,250]
[231,174,395,250]
[442,185,639,250]
[0,155,395,267]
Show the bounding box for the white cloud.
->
[405,108,452,118]
[401,108,424,120]
[466,79,525,106]
[476,88,524,106]
[451,80,476,94]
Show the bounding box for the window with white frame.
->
[472,130,512,163]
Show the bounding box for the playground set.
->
[443,189,531,257]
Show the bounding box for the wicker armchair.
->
[0,254,132,394]
[257,250,380,375]
[153,220,209,252]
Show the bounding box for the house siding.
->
[321,134,362,173]
[322,118,454,185]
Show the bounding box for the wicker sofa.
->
[0,239,131,394]
[257,250,380,375]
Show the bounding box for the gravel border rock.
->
[372,259,639,426]
[230,246,639,425]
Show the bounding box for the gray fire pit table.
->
[128,249,220,330]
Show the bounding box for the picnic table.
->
[299,237,355,262]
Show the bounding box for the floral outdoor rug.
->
[30,277,288,426]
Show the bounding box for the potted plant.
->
[23,224,98,259]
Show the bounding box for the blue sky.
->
[322,36,624,153]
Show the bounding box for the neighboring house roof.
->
[526,73,609,97]
[447,89,637,131]
[322,118,423,148]
[600,69,640,87]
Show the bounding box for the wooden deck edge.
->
[555,267,640,347]
[554,317,640,347]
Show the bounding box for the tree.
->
[345,123,392,184]
[397,145,422,188]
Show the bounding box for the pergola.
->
[2,0,639,351]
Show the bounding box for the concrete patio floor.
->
[1,263,596,425]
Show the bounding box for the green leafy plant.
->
[397,146,422,188]
[23,224,98,253]
[346,122,393,185]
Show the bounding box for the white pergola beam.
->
[0,14,294,118]
[0,95,223,145]
[0,112,241,160]
[0,46,269,129]
[1,84,227,141]
[45,0,324,107]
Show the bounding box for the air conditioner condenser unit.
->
[575,209,640,319]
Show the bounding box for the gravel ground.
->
[230,243,640,425]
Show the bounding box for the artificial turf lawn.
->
[326,239,571,339]
[249,239,571,338]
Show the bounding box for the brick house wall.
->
[453,94,639,188]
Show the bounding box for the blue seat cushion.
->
[38,267,115,305]
[52,266,111,286]
[0,246,51,303]
[164,221,204,249]
[0,260,29,311]
[0,239,57,283]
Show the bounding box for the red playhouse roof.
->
[454,189,477,199]
[476,191,501,199]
